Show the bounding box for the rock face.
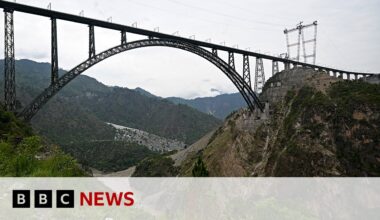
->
[261,67,341,104]
[179,68,380,177]
[108,123,186,152]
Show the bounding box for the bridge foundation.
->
[4,9,16,111]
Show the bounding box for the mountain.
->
[175,68,380,177]
[0,59,221,146]
[167,93,246,119]
[134,87,160,99]
[133,87,246,120]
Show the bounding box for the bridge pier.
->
[354,74,358,81]
[254,58,265,93]
[228,52,235,70]
[89,25,95,58]
[347,73,350,80]
[121,31,127,44]
[243,55,251,88]
[4,9,16,111]
[51,18,59,84]
[272,60,279,76]
[212,48,218,56]
[284,62,290,70]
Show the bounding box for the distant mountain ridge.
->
[132,87,247,119]
[167,93,246,119]
[0,59,221,145]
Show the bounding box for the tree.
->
[192,156,209,177]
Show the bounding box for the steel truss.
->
[228,51,235,70]
[243,55,251,88]
[19,39,263,121]
[254,58,265,94]
[89,25,95,58]
[272,60,279,76]
[4,9,16,111]
[51,18,58,84]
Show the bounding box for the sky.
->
[1,0,379,98]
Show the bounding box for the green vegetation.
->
[133,155,179,177]
[192,156,209,177]
[61,140,157,172]
[0,106,85,176]
[277,81,380,176]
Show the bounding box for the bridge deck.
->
[0,0,377,76]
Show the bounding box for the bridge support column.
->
[4,9,16,111]
[228,52,235,70]
[272,60,279,76]
[89,25,95,58]
[51,18,58,84]
[284,62,290,70]
[354,74,358,81]
[347,73,350,80]
[254,58,265,94]
[333,71,336,77]
[243,55,251,88]
[212,48,218,56]
[121,31,127,44]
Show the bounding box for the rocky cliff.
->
[178,68,380,176]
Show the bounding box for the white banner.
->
[0,178,379,220]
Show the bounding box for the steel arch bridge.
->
[19,39,263,121]
[0,1,378,121]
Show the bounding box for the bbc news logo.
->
[13,190,134,208]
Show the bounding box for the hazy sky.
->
[1,0,379,98]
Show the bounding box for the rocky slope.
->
[109,123,186,152]
[178,68,380,177]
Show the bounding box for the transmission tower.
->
[254,58,265,94]
[284,21,317,64]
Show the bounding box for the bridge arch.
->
[19,39,262,121]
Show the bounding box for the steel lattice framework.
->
[243,55,251,87]
[254,58,265,94]
[228,52,235,70]
[19,39,263,121]
[4,9,16,111]
[272,61,279,76]
[51,18,58,84]
[0,1,377,121]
